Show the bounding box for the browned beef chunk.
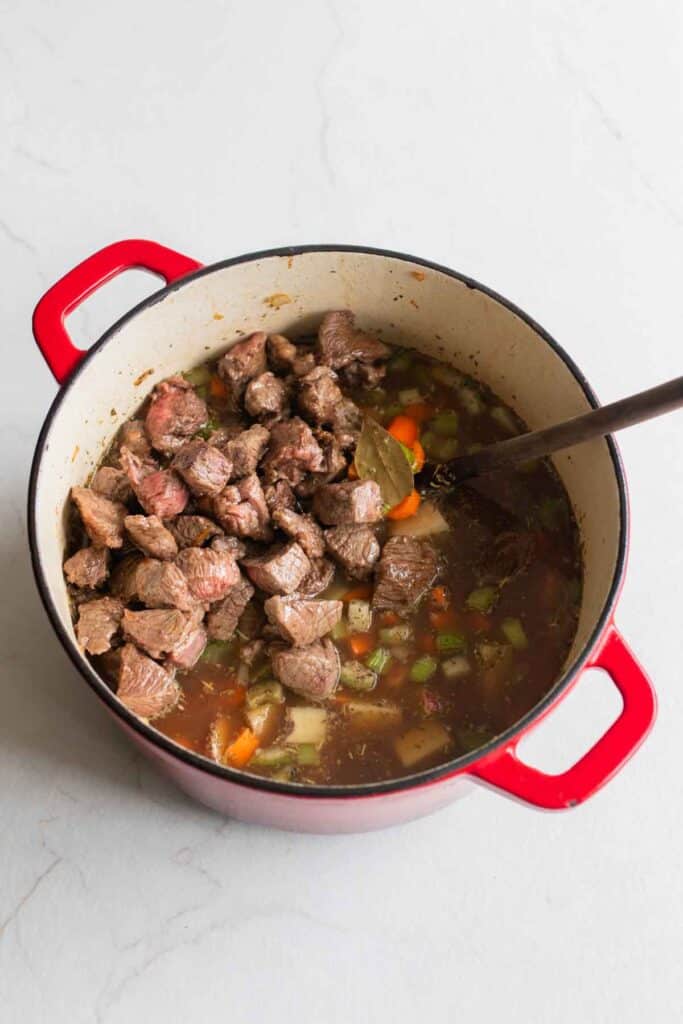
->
[145,376,208,454]
[124,515,178,560]
[76,596,124,655]
[166,622,207,669]
[211,534,247,559]
[110,554,143,602]
[223,424,270,479]
[176,547,240,603]
[297,367,343,425]
[171,438,232,497]
[213,473,273,542]
[217,332,268,403]
[317,310,390,370]
[295,429,347,498]
[324,525,381,580]
[91,466,134,504]
[272,508,324,558]
[206,574,254,640]
[313,480,383,526]
[340,361,387,389]
[120,447,189,518]
[372,536,438,612]
[330,397,362,449]
[122,606,202,660]
[271,639,340,701]
[63,546,110,589]
[135,559,197,611]
[261,417,323,486]
[267,334,315,377]
[242,541,311,595]
[168,515,223,549]
[295,557,335,598]
[117,419,151,458]
[264,596,342,646]
[244,372,290,420]
[264,480,296,514]
[116,644,180,719]
[71,487,127,549]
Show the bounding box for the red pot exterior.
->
[29,239,657,832]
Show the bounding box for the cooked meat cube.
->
[261,417,323,486]
[313,480,383,525]
[206,574,255,640]
[145,375,208,454]
[330,397,362,449]
[294,557,335,598]
[168,514,223,549]
[76,596,124,655]
[295,429,347,498]
[271,639,340,701]
[176,547,240,603]
[124,515,178,560]
[217,331,268,403]
[297,366,343,425]
[242,541,311,595]
[63,546,110,589]
[213,473,273,542]
[341,361,387,389]
[120,447,189,518]
[117,419,151,458]
[71,486,127,549]
[223,424,270,479]
[172,439,232,496]
[91,466,133,504]
[122,607,202,660]
[372,536,438,612]
[110,553,143,602]
[116,644,180,719]
[317,310,390,370]
[244,372,290,420]
[211,534,247,559]
[325,524,381,580]
[264,596,342,646]
[267,333,315,377]
[264,480,296,514]
[272,508,324,558]
[134,558,197,611]
[166,622,207,669]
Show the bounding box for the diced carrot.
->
[384,662,409,687]
[224,727,259,767]
[343,584,373,602]
[209,374,227,400]
[403,402,435,423]
[466,611,492,633]
[380,611,400,626]
[387,415,419,447]
[347,461,359,480]
[348,633,374,656]
[387,489,421,521]
[332,692,353,704]
[417,632,437,653]
[429,608,459,630]
[430,585,449,609]
[220,686,247,709]
[411,439,425,473]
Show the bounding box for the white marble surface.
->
[2,1,682,1020]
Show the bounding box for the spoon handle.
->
[419,374,683,490]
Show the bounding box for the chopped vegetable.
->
[501,617,528,650]
[286,707,327,746]
[421,432,458,462]
[348,599,372,633]
[295,743,321,766]
[209,374,227,399]
[349,632,374,657]
[184,365,212,387]
[387,488,421,521]
[245,702,281,743]
[246,681,285,708]
[465,586,497,613]
[380,611,400,626]
[355,417,414,510]
[456,724,494,752]
[394,721,451,768]
[398,387,422,405]
[347,461,359,480]
[417,632,437,653]
[250,746,294,769]
[389,500,449,538]
[384,662,409,687]
[490,406,518,434]
[200,640,234,664]
[331,618,350,641]
[436,631,466,653]
[466,610,492,633]
[431,410,459,437]
[340,661,377,691]
[379,623,414,645]
[388,350,414,373]
[442,655,472,679]
[197,416,221,441]
[388,644,411,663]
[399,442,418,472]
[409,655,438,683]
[366,647,391,674]
[224,728,259,768]
[388,414,419,447]
[345,701,402,730]
[403,402,435,423]
[342,583,373,602]
[429,608,458,630]
[430,364,463,387]
[411,440,425,472]
[458,385,484,415]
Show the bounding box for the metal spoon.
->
[416,375,683,493]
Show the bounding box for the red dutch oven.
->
[29,240,656,832]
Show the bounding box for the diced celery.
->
[465,586,497,613]
[442,655,472,679]
[286,707,327,745]
[422,434,458,461]
[250,746,294,769]
[200,640,233,664]
[246,681,285,708]
[436,631,466,653]
[184,364,212,387]
[331,618,350,641]
[431,410,459,437]
[409,655,438,683]
[458,385,484,415]
[348,599,372,633]
[389,350,415,374]
[366,647,391,674]
[490,406,518,434]
[456,724,493,752]
[399,387,422,405]
[394,721,451,768]
[340,661,377,692]
[379,623,414,645]
[380,403,403,422]
[430,364,464,387]
[295,743,321,766]
[501,617,528,650]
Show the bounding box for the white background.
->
[2,2,682,1021]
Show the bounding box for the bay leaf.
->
[355,417,414,509]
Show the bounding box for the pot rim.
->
[28,243,628,800]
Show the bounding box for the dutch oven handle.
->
[470,627,656,809]
[33,240,203,384]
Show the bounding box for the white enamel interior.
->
[33,249,623,728]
